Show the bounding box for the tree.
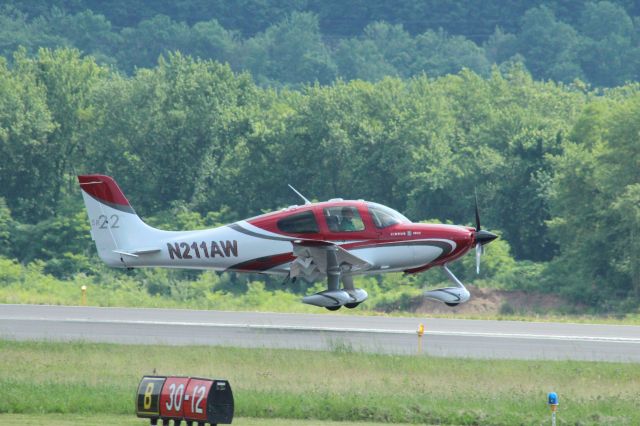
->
[13,48,106,218]
[0,198,12,257]
[357,22,415,78]
[516,6,585,83]
[548,97,640,308]
[239,12,337,86]
[44,8,121,65]
[83,53,257,216]
[190,19,238,66]
[334,38,398,82]
[484,27,518,65]
[412,29,490,77]
[0,7,67,58]
[578,1,638,87]
[0,52,56,221]
[117,14,193,73]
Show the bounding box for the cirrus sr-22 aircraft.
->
[79,175,497,310]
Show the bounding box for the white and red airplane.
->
[79,174,497,310]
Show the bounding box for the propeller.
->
[473,191,497,274]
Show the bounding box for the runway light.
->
[417,323,425,355]
[547,392,559,426]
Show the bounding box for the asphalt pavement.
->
[1,304,639,362]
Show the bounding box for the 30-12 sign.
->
[136,375,234,425]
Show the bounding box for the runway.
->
[1,304,639,362]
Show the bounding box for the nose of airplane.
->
[474,229,498,246]
[472,192,498,275]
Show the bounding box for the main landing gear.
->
[302,247,368,310]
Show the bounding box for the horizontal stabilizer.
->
[113,248,161,258]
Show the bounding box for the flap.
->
[290,240,371,281]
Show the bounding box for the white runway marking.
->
[3,316,639,344]
[3,305,640,361]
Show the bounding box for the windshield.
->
[367,202,411,228]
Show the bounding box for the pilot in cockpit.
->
[339,207,356,232]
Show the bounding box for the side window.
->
[368,203,409,228]
[369,208,398,228]
[323,206,365,232]
[277,211,319,233]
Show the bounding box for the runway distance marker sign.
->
[136,375,233,425]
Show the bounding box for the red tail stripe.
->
[78,174,131,207]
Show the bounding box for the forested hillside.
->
[0,1,638,313]
[1,1,640,86]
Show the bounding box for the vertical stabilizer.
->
[78,174,163,267]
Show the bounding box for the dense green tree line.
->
[6,0,640,39]
[1,2,640,87]
[0,49,638,310]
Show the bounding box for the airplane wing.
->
[289,240,371,282]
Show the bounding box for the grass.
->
[0,414,410,426]
[0,340,638,425]
[2,256,640,325]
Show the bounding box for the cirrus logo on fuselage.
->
[167,240,238,260]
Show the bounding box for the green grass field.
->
[0,414,410,426]
[0,340,638,425]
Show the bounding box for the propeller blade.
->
[472,191,497,275]
[474,190,481,231]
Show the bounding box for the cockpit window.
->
[323,206,365,232]
[367,202,410,228]
[277,211,319,233]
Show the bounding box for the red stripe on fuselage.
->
[230,253,295,272]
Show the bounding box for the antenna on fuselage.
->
[288,184,312,205]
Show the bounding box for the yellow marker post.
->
[81,285,87,306]
[417,323,425,355]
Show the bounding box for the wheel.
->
[325,306,341,311]
[445,302,459,307]
[344,302,360,309]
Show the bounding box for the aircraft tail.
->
[78,174,166,268]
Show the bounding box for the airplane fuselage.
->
[92,199,475,276]
[79,174,496,309]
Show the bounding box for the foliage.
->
[0,198,12,257]
[240,12,337,87]
[1,2,640,87]
[0,41,637,311]
[547,96,640,305]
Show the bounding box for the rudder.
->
[78,174,161,267]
